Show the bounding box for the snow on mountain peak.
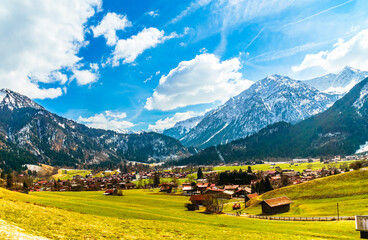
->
[179,75,337,148]
[304,66,368,94]
[0,88,44,111]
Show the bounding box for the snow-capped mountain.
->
[179,75,338,148]
[0,89,189,170]
[174,76,368,166]
[163,116,204,140]
[0,88,44,110]
[304,66,368,94]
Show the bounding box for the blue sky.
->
[1,0,368,132]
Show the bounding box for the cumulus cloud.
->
[293,28,368,75]
[78,111,134,132]
[0,0,101,99]
[91,12,132,46]
[145,53,253,111]
[148,111,202,132]
[110,27,178,65]
[71,63,99,85]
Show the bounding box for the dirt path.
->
[0,219,48,240]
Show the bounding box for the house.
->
[233,189,247,198]
[244,193,258,202]
[261,196,292,214]
[205,189,232,199]
[197,183,210,193]
[189,195,208,205]
[182,183,195,195]
[159,182,178,193]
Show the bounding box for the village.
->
[0,156,359,216]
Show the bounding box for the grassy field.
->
[52,169,92,180]
[213,160,355,172]
[242,169,368,217]
[0,187,361,239]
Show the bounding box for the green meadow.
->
[213,160,355,172]
[0,186,361,239]
[243,169,368,217]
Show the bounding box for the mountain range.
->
[304,66,368,94]
[164,67,368,149]
[0,89,189,171]
[174,76,368,166]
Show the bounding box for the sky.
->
[1,0,368,133]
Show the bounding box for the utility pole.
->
[337,203,339,221]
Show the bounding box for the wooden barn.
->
[261,196,292,215]
[189,195,208,205]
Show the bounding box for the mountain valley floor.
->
[0,187,361,239]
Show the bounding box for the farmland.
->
[243,169,368,217]
[0,187,360,239]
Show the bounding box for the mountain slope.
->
[0,89,189,170]
[163,115,203,140]
[179,75,337,149]
[304,66,368,94]
[175,77,368,165]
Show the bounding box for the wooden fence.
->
[246,215,355,221]
[224,213,354,221]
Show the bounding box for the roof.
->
[247,193,259,199]
[189,195,207,201]
[224,185,239,190]
[182,186,193,191]
[263,196,292,207]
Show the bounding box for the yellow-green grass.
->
[214,160,355,172]
[0,188,360,239]
[244,169,368,217]
[52,169,91,180]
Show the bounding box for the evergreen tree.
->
[153,172,160,187]
[259,179,266,194]
[124,161,128,174]
[264,177,273,192]
[23,181,29,194]
[247,166,252,173]
[6,174,13,189]
[197,167,203,179]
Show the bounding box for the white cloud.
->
[249,42,326,63]
[148,111,202,132]
[0,0,101,99]
[293,28,368,75]
[110,28,178,65]
[144,76,153,83]
[169,0,212,24]
[78,111,134,132]
[146,10,159,18]
[145,53,253,111]
[91,12,132,46]
[72,69,99,86]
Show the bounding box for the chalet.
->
[224,185,239,191]
[261,196,292,214]
[159,182,178,193]
[189,195,208,205]
[233,189,247,198]
[197,183,210,193]
[245,193,258,202]
[205,189,232,199]
[182,183,195,195]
